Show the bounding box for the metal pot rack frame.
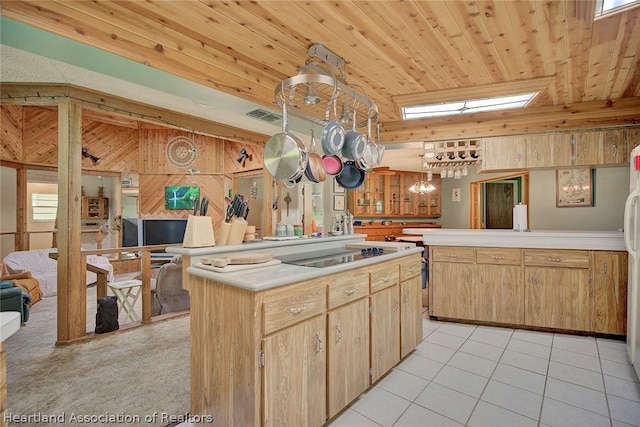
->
[274,44,379,130]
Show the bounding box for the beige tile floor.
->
[327,312,640,427]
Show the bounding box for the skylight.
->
[402,93,536,120]
[596,0,639,17]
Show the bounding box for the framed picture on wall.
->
[556,168,594,207]
[333,194,345,211]
[164,186,200,210]
[334,178,344,193]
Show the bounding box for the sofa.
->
[151,255,189,316]
[2,248,114,297]
[0,280,30,323]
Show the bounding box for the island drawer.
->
[263,279,327,334]
[327,269,369,310]
[431,247,475,263]
[524,249,590,269]
[369,262,399,293]
[399,254,422,281]
[476,248,522,265]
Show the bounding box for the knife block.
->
[183,215,215,248]
[217,222,231,245]
[227,217,248,246]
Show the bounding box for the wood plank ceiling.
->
[1,0,640,143]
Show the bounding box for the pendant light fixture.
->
[408,153,435,194]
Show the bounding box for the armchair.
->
[0,281,30,323]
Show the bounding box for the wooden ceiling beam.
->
[0,83,270,145]
[380,97,640,143]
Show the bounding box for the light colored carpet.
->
[4,284,191,426]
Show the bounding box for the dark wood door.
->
[486,183,514,229]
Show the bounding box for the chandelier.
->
[408,154,436,194]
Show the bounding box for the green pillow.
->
[0,280,14,290]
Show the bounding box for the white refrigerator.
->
[624,144,640,379]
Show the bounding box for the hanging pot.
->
[304,129,326,183]
[264,103,308,181]
[336,160,366,189]
[355,114,379,171]
[342,107,366,161]
[320,98,345,155]
[322,153,343,175]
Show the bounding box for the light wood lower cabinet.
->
[327,299,370,418]
[429,246,626,335]
[370,285,400,383]
[262,315,326,427]
[189,253,422,426]
[524,266,591,331]
[593,251,628,335]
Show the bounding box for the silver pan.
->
[264,103,308,181]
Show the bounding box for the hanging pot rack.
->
[274,44,379,129]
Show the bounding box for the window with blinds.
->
[32,193,58,221]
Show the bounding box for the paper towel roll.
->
[513,204,528,231]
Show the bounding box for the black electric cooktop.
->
[277,247,386,268]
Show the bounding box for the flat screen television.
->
[121,218,187,254]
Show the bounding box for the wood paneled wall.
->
[0,106,23,162]
[82,120,138,172]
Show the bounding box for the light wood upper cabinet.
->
[348,170,441,218]
[81,196,108,219]
[592,251,627,335]
[479,136,526,171]
[574,128,629,166]
[526,133,573,168]
[573,131,601,166]
[600,129,630,165]
[327,299,370,418]
[262,315,326,427]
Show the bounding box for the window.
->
[402,93,537,120]
[595,0,639,16]
[32,193,58,221]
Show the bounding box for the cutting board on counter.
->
[346,241,416,252]
[195,259,281,273]
[201,252,273,267]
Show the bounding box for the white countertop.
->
[185,245,424,292]
[402,228,626,251]
[0,311,21,342]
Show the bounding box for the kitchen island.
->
[403,229,627,336]
[168,235,424,426]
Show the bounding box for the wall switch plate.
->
[452,188,461,202]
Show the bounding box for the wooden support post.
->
[141,251,152,324]
[56,101,87,344]
[15,167,28,251]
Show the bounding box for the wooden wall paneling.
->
[0,106,23,162]
[81,120,139,172]
[198,135,224,174]
[56,101,87,344]
[16,167,28,251]
[22,107,58,166]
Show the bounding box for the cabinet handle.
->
[613,144,618,158]
[466,272,470,283]
[446,254,459,259]
[288,304,307,314]
[344,287,356,296]
[315,333,323,356]
[548,257,562,262]
[335,324,342,344]
[403,289,409,305]
[603,261,608,275]
[393,297,400,312]
[408,267,417,273]
[492,256,504,260]
[535,151,539,161]
[382,276,390,283]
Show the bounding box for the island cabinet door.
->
[370,285,400,383]
[524,267,592,331]
[327,298,370,419]
[262,315,326,427]
[475,264,524,324]
[400,275,423,358]
[430,262,474,320]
